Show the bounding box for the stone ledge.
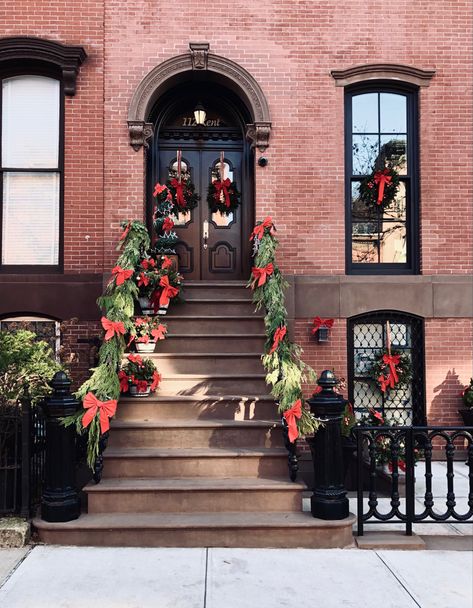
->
[356,531,425,550]
[0,518,30,548]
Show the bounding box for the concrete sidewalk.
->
[0,545,472,608]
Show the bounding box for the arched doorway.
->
[147,82,254,280]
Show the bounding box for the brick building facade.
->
[1,1,472,426]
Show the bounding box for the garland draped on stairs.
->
[63,221,150,468]
[248,218,320,442]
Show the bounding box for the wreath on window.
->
[207,151,241,216]
[371,348,412,393]
[166,150,199,213]
[359,165,400,211]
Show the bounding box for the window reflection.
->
[211,160,235,226]
[168,159,192,226]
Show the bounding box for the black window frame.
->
[345,81,420,275]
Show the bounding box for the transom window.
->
[345,84,419,274]
[1,75,61,267]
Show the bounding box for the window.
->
[1,75,61,267]
[348,311,425,426]
[345,84,419,273]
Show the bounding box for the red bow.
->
[153,183,168,198]
[249,217,274,241]
[377,374,394,394]
[374,169,392,205]
[150,371,162,392]
[127,354,143,366]
[269,326,287,354]
[82,392,117,434]
[213,178,232,208]
[120,222,131,241]
[251,263,274,288]
[141,258,155,270]
[118,371,129,393]
[161,256,173,269]
[383,354,400,386]
[101,316,126,341]
[111,266,134,286]
[311,317,334,334]
[283,399,302,443]
[170,178,186,208]
[162,217,175,232]
[158,275,179,308]
[137,272,149,287]
[151,325,167,341]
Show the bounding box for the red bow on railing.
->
[383,353,400,386]
[213,178,232,208]
[269,326,287,354]
[151,325,167,341]
[249,217,274,241]
[283,399,302,443]
[158,275,179,308]
[311,317,334,334]
[374,169,392,205]
[120,222,131,241]
[118,371,129,393]
[251,263,274,288]
[81,392,117,434]
[170,178,186,208]
[101,316,126,341]
[111,266,134,286]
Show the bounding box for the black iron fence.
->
[354,426,473,535]
[0,400,46,516]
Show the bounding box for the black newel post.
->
[306,370,349,520]
[41,371,80,522]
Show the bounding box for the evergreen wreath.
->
[207,152,241,215]
[371,348,412,393]
[359,165,401,211]
[247,217,320,442]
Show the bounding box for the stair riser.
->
[88,489,301,514]
[159,336,266,353]
[165,318,263,334]
[36,526,354,549]
[103,455,288,478]
[115,400,278,422]
[108,426,283,449]
[148,356,264,375]
[181,286,251,300]
[167,301,261,316]
[158,377,268,394]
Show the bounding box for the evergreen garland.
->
[62,220,150,468]
[247,219,320,440]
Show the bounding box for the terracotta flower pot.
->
[135,341,156,353]
[129,384,151,398]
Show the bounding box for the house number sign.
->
[182,117,222,127]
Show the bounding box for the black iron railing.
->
[354,426,473,535]
[0,401,46,516]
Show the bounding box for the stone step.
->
[181,281,250,300]
[164,316,264,334]
[157,334,266,354]
[167,299,261,317]
[146,353,265,375]
[102,447,288,478]
[158,373,268,395]
[33,512,356,548]
[86,477,304,514]
[115,395,278,422]
[107,419,283,449]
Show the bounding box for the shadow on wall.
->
[429,369,465,425]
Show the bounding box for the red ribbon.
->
[127,354,143,366]
[111,266,134,286]
[170,178,186,208]
[81,392,117,434]
[153,182,168,198]
[150,370,162,392]
[161,256,173,269]
[269,326,287,354]
[283,399,302,443]
[213,178,232,208]
[251,263,274,288]
[383,354,400,386]
[151,325,167,341]
[374,169,392,205]
[101,316,126,341]
[249,217,274,241]
[162,217,175,232]
[120,222,131,241]
[141,258,156,270]
[158,275,179,308]
[311,317,334,334]
[118,371,129,393]
[137,272,149,287]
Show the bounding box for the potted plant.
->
[135,254,182,316]
[119,354,161,398]
[129,317,167,353]
[459,378,473,426]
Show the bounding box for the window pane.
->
[352,93,378,133]
[380,135,407,174]
[380,93,406,133]
[352,236,378,264]
[2,172,59,264]
[352,134,378,175]
[352,181,376,222]
[2,76,59,168]
[379,221,406,263]
[354,323,383,349]
[383,181,406,220]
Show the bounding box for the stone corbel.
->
[190,42,209,70]
[246,122,272,152]
[127,121,154,151]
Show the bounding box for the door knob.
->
[203,220,209,250]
